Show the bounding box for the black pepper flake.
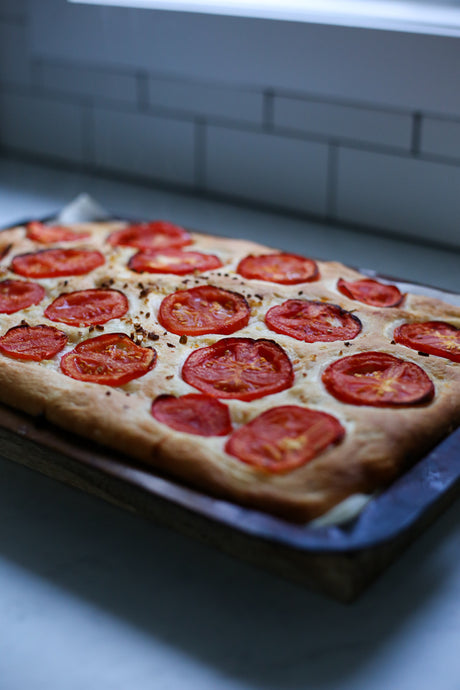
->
[105,391,111,396]
[20,319,28,326]
[418,351,429,357]
[63,280,68,286]
[89,326,95,333]
[123,283,128,289]
[95,325,104,331]
[179,335,188,345]
[145,312,150,319]
[255,294,263,300]
[167,343,175,348]
[344,342,351,347]
[137,282,144,289]
[298,291,303,295]
[148,332,159,341]
[165,374,174,380]
[391,340,396,345]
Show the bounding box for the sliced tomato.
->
[337,277,404,308]
[158,285,250,336]
[151,393,232,436]
[61,332,157,386]
[0,324,67,361]
[394,321,460,363]
[0,279,45,314]
[12,248,105,279]
[237,252,319,285]
[225,405,345,473]
[129,249,222,276]
[45,288,129,327]
[108,220,192,250]
[322,351,434,407]
[182,337,294,401]
[265,299,361,342]
[27,221,91,244]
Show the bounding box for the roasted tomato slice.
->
[0,324,67,361]
[60,332,157,386]
[337,277,404,308]
[27,221,91,244]
[237,252,319,285]
[45,288,129,327]
[322,351,435,407]
[394,321,460,363]
[182,337,294,401]
[129,248,222,276]
[0,279,45,314]
[151,393,232,436]
[12,248,105,279]
[265,299,361,342]
[225,405,345,473]
[108,220,192,250]
[158,285,250,336]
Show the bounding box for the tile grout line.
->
[81,99,95,167]
[326,141,339,220]
[411,111,422,156]
[194,117,207,191]
[263,89,274,131]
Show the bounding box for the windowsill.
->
[68,0,460,37]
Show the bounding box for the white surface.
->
[69,0,460,36]
[0,157,460,689]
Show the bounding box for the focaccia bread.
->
[0,218,458,523]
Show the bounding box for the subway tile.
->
[93,107,196,187]
[39,61,138,105]
[148,77,264,125]
[205,126,328,215]
[336,147,460,247]
[0,92,85,163]
[274,96,412,149]
[0,22,32,86]
[421,116,460,160]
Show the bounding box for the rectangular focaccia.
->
[0,218,458,523]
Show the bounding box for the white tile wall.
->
[421,116,460,160]
[93,107,196,187]
[39,61,139,105]
[1,3,460,251]
[0,92,85,163]
[205,126,329,216]
[148,77,264,125]
[336,147,460,246]
[274,97,412,150]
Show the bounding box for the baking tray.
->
[0,207,459,602]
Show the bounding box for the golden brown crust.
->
[0,220,458,523]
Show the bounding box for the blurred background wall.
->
[1,0,460,249]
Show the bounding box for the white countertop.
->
[0,157,459,690]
